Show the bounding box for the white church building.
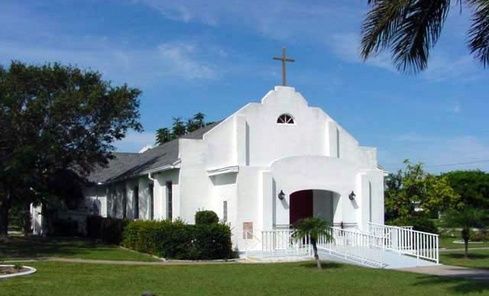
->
[83,85,386,252]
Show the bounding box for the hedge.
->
[86,215,127,244]
[122,220,233,260]
[195,210,219,225]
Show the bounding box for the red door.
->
[289,190,313,225]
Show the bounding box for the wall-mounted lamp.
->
[348,191,356,201]
[278,190,285,200]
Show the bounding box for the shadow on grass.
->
[443,253,489,260]
[413,274,489,294]
[0,236,111,259]
[300,261,342,270]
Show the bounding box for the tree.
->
[443,170,489,210]
[361,0,489,73]
[0,62,142,238]
[385,160,459,221]
[192,112,206,129]
[442,207,488,258]
[292,217,333,269]
[155,128,174,146]
[154,113,211,145]
[171,117,186,137]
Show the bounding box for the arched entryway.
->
[289,189,338,226]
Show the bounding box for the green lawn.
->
[441,249,489,270]
[440,236,489,250]
[1,261,488,296]
[0,236,158,262]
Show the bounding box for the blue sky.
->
[2,0,488,173]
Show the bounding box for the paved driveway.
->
[398,265,489,281]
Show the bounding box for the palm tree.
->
[442,207,488,258]
[192,112,206,129]
[171,117,186,137]
[361,0,489,73]
[292,217,333,269]
[155,127,173,145]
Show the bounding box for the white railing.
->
[261,229,312,256]
[319,227,387,268]
[260,227,387,267]
[368,222,439,263]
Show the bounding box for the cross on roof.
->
[273,48,295,86]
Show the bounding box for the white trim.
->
[207,165,239,176]
[140,159,181,175]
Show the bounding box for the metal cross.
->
[273,48,295,86]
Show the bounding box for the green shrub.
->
[86,215,103,238]
[52,218,80,236]
[471,229,489,241]
[123,219,233,260]
[389,216,438,234]
[195,210,219,225]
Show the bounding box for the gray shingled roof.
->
[87,122,220,185]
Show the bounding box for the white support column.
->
[260,170,274,231]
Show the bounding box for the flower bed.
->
[0,265,37,279]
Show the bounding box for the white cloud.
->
[422,54,482,82]
[328,33,396,72]
[114,131,156,152]
[134,0,361,40]
[0,39,220,86]
[157,42,217,79]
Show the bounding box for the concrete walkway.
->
[398,265,489,281]
[440,247,489,252]
[4,257,242,266]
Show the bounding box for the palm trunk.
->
[22,201,31,236]
[462,227,469,259]
[312,239,322,269]
[0,186,11,240]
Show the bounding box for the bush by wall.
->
[86,215,127,244]
[52,218,80,236]
[195,210,219,225]
[123,219,233,260]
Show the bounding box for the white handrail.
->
[261,227,387,267]
[368,222,439,263]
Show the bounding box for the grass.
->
[1,261,489,296]
[439,235,489,269]
[0,236,158,262]
[440,236,489,250]
[441,249,489,270]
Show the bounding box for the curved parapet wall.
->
[271,155,359,195]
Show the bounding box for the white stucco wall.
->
[153,169,179,221]
[78,85,385,252]
[82,186,108,217]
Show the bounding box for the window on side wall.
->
[223,200,228,223]
[149,183,154,220]
[133,186,139,219]
[166,181,172,220]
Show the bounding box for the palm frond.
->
[467,0,489,67]
[393,0,451,72]
[292,217,333,242]
[361,0,451,73]
[361,0,410,59]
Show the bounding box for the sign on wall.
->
[243,222,253,239]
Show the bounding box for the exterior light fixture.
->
[278,190,285,200]
[348,191,356,201]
